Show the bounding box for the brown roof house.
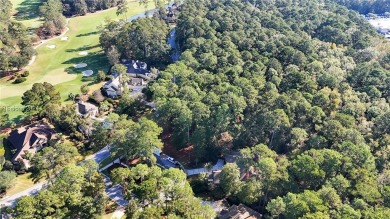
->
[8,123,56,168]
[219,204,262,219]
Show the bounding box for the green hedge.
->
[14,78,27,84]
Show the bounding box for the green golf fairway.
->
[1,1,155,123]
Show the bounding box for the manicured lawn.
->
[6,173,35,197]
[1,1,156,123]
[11,0,44,29]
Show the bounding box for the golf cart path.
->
[26,18,70,67]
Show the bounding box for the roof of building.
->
[103,76,123,96]
[208,170,221,184]
[77,101,98,115]
[130,78,144,85]
[224,151,241,163]
[104,76,120,89]
[8,123,56,162]
[219,204,262,219]
[123,60,150,75]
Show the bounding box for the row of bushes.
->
[12,71,29,84]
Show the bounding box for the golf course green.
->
[1,1,156,123]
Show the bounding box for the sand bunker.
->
[61,36,69,41]
[46,45,56,49]
[78,51,88,56]
[82,70,93,76]
[74,63,87,68]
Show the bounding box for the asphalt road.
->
[85,145,110,163]
[0,146,111,208]
[0,182,46,208]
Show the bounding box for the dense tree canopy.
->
[21,82,61,118]
[99,16,171,64]
[30,142,80,183]
[14,163,106,219]
[7,0,390,218]
[111,164,216,218]
[61,0,125,16]
[0,0,34,72]
[39,0,67,35]
[0,170,16,192]
[147,0,390,217]
[329,0,390,14]
[91,113,163,163]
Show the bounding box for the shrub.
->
[21,71,29,77]
[106,98,116,104]
[14,78,27,84]
[105,75,113,81]
[68,93,75,101]
[80,84,90,94]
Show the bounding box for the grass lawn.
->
[11,0,44,29]
[1,1,156,123]
[6,173,35,196]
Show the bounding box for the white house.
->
[103,76,123,98]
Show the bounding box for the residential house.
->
[76,101,99,117]
[219,204,262,219]
[124,60,150,77]
[8,123,56,168]
[103,76,123,98]
[223,151,240,164]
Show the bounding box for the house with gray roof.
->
[122,60,150,77]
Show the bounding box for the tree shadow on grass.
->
[65,44,100,53]
[76,31,99,37]
[14,0,43,21]
[12,115,26,125]
[2,138,14,161]
[63,51,110,84]
[81,76,97,83]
